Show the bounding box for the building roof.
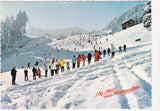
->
[122,19,135,25]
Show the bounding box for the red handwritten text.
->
[94,86,140,98]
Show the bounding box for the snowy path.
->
[1,42,151,109]
[1,23,151,109]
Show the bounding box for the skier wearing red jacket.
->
[82,54,86,66]
[94,50,99,62]
[77,54,81,68]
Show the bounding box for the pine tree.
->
[142,1,151,31]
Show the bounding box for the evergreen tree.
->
[142,1,151,31]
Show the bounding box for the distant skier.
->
[119,46,122,53]
[94,50,99,62]
[107,48,111,57]
[123,44,127,52]
[66,62,70,71]
[35,61,39,66]
[111,44,116,58]
[43,64,48,77]
[77,54,81,68]
[56,59,60,74]
[87,52,92,64]
[50,58,58,76]
[99,50,102,59]
[22,64,24,69]
[82,54,86,66]
[24,68,28,81]
[32,66,37,80]
[37,69,41,78]
[11,66,17,85]
[27,62,31,69]
[103,49,106,57]
[59,58,65,73]
[72,55,76,69]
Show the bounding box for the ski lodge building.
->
[122,19,135,30]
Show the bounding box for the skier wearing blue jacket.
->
[72,55,76,69]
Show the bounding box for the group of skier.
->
[10,43,127,85]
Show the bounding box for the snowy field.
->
[0,24,152,109]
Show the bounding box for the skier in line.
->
[94,50,99,62]
[119,46,122,53]
[72,55,76,69]
[87,52,92,65]
[66,62,70,71]
[56,59,60,74]
[22,64,24,69]
[27,62,31,69]
[32,66,37,80]
[24,68,28,81]
[11,66,17,85]
[50,58,58,76]
[77,54,81,68]
[107,48,111,57]
[99,50,102,59]
[59,58,65,73]
[82,54,86,66]
[123,44,127,52]
[103,49,106,57]
[43,64,48,77]
[37,69,41,78]
[111,44,116,58]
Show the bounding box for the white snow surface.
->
[0,24,152,109]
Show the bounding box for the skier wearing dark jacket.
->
[103,49,106,57]
[123,44,127,52]
[24,69,28,81]
[32,66,37,80]
[99,50,102,59]
[87,52,92,64]
[11,66,17,85]
[107,48,111,57]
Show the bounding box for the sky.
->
[1,1,146,31]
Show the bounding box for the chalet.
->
[122,19,135,30]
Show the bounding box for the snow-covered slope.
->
[0,23,151,109]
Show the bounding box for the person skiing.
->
[24,68,28,81]
[50,58,58,76]
[72,55,76,69]
[82,54,86,66]
[111,44,116,58]
[37,69,41,78]
[94,50,99,62]
[87,52,92,64]
[11,66,17,85]
[107,48,111,57]
[59,58,65,73]
[77,54,81,68]
[32,66,37,80]
[66,62,70,71]
[103,49,106,57]
[119,46,122,53]
[43,64,48,77]
[35,61,39,66]
[123,44,127,52]
[27,62,31,69]
[22,64,24,69]
[99,50,102,59]
[56,59,60,74]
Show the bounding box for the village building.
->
[122,19,135,30]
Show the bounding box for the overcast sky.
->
[1,1,146,31]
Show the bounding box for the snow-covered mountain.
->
[26,26,88,38]
[0,23,152,109]
[102,3,146,33]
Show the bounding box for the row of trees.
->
[1,10,28,50]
